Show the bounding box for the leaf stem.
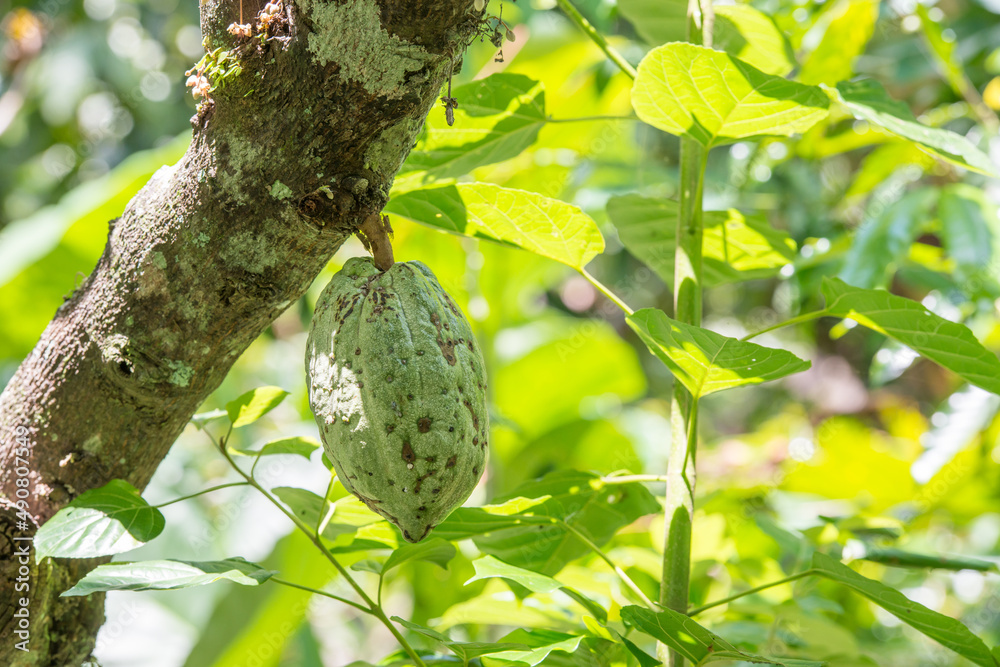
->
[271,577,373,615]
[687,570,817,616]
[740,310,826,341]
[213,429,428,667]
[553,0,637,79]
[557,519,656,609]
[151,482,250,509]
[580,269,634,315]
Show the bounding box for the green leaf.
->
[385,184,604,270]
[938,184,996,275]
[392,618,529,663]
[229,435,320,460]
[620,1,795,76]
[617,0,687,44]
[632,43,829,147]
[916,5,975,104]
[621,606,817,666]
[821,278,1000,394]
[36,479,165,561]
[467,555,563,594]
[481,629,583,666]
[861,548,997,572]
[396,74,546,191]
[798,0,879,85]
[812,552,999,667]
[607,195,796,287]
[383,538,456,574]
[272,486,384,542]
[619,635,660,667]
[839,189,938,288]
[349,559,384,575]
[435,471,659,575]
[627,309,811,398]
[225,386,290,427]
[713,5,796,76]
[831,79,998,176]
[62,557,276,597]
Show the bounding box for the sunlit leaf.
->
[607,195,796,287]
[812,553,999,667]
[385,183,604,270]
[713,5,796,76]
[798,0,879,85]
[225,386,290,427]
[36,479,165,560]
[831,79,998,176]
[62,557,276,596]
[821,278,1000,394]
[632,43,829,146]
[229,435,320,460]
[481,629,583,666]
[627,309,811,398]
[467,555,563,593]
[396,74,546,192]
[620,1,795,76]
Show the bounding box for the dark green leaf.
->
[812,552,998,667]
[821,278,1000,394]
[36,479,165,560]
[627,309,811,398]
[62,557,276,596]
[861,548,997,572]
[225,386,290,427]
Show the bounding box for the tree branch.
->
[0,0,481,663]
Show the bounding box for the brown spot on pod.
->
[418,417,431,432]
[446,455,457,468]
[401,441,415,464]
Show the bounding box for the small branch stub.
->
[358,213,395,271]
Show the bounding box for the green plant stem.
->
[687,570,817,616]
[271,577,373,615]
[580,269,634,315]
[558,519,657,609]
[660,4,711,665]
[553,0,637,80]
[740,310,826,341]
[214,430,428,667]
[151,482,250,509]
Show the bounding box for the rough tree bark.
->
[0,0,480,663]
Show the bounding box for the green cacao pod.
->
[305,257,488,542]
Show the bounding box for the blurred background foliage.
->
[2,0,1000,664]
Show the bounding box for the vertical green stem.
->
[660,2,711,666]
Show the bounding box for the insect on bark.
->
[440,66,458,127]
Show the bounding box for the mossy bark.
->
[0,0,479,664]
